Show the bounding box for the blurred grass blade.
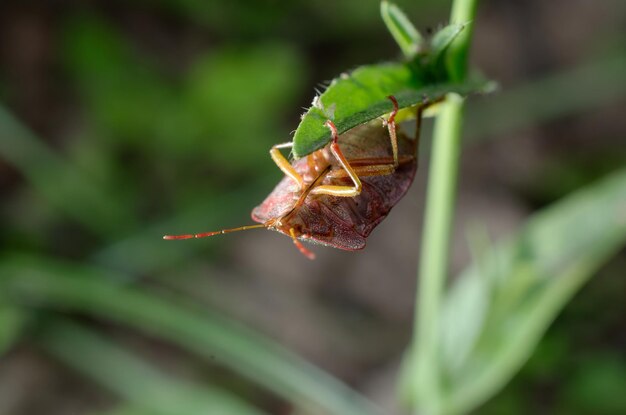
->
[293,62,488,157]
[93,406,156,415]
[466,53,626,142]
[437,168,626,413]
[380,1,423,59]
[2,256,380,415]
[0,106,134,237]
[40,319,266,415]
[0,305,27,355]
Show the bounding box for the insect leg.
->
[326,154,417,179]
[270,142,304,190]
[310,121,362,197]
[386,95,399,167]
[327,163,395,179]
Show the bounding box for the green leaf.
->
[292,62,486,158]
[2,255,380,415]
[41,319,266,415]
[380,1,423,59]
[435,168,626,413]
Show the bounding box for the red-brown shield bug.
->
[164,96,433,259]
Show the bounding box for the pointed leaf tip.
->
[381,1,423,59]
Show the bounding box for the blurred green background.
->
[0,0,624,414]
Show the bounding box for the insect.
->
[164,96,432,259]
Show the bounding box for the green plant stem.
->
[412,0,479,414]
[447,0,478,82]
[413,94,464,415]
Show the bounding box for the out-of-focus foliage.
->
[2,253,379,415]
[41,320,266,415]
[65,16,305,164]
[0,0,624,414]
[437,168,626,413]
[0,305,26,355]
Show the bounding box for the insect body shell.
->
[252,120,417,250]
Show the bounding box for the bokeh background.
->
[0,0,624,414]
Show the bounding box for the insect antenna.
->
[163,223,267,240]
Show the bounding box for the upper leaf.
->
[380,0,424,59]
[292,3,482,158]
[292,62,487,158]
